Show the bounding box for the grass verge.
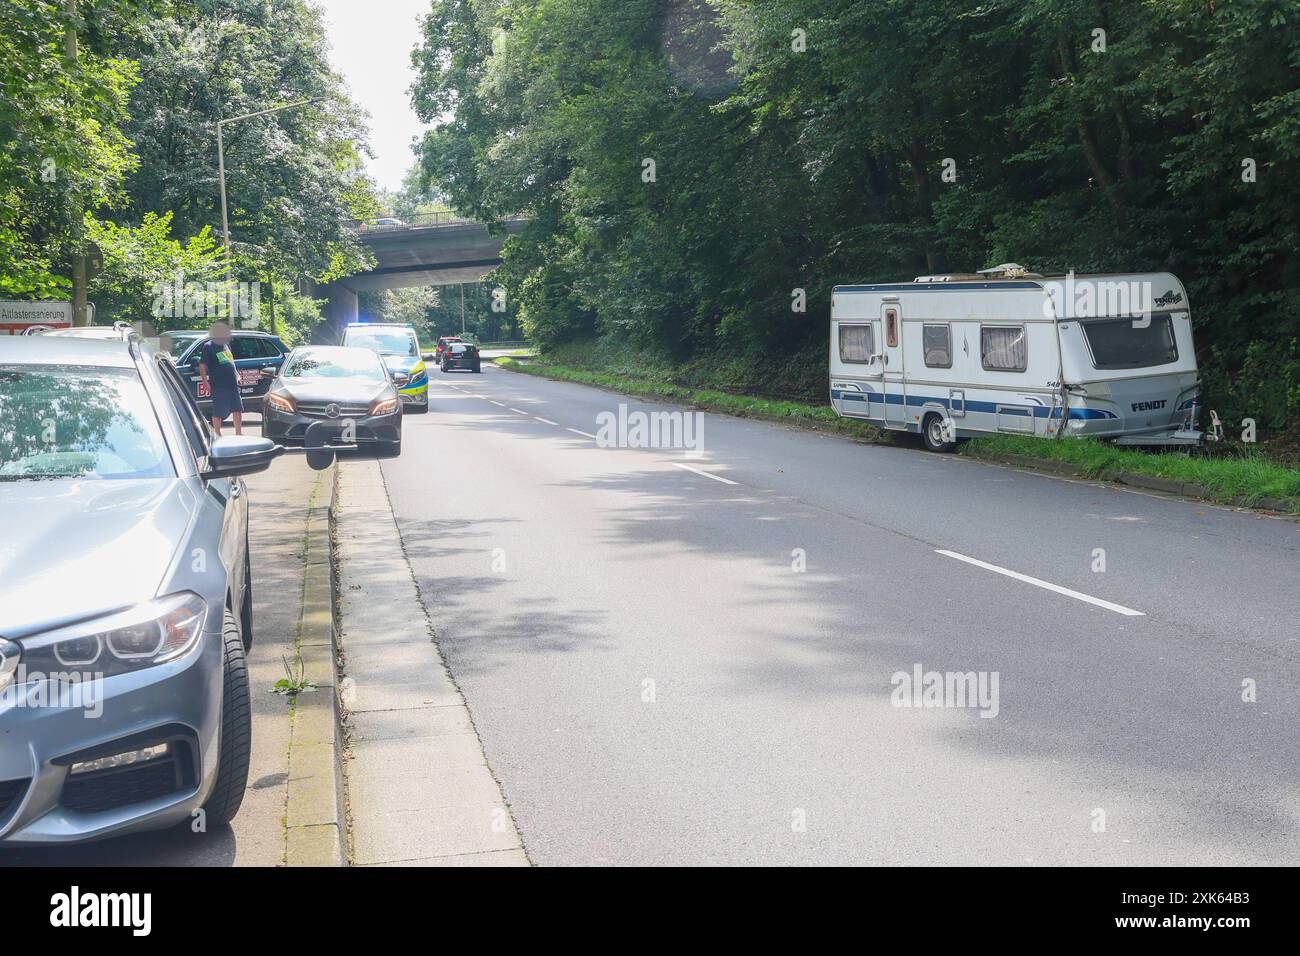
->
[496,356,1300,513]
[960,433,1300,511]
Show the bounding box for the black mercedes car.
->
[261,346,404,457]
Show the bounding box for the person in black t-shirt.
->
[198,321,243,436]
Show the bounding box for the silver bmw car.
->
[0,336,319,845]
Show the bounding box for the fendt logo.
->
[1154,290,1184,306]
[1132,400,1168,412]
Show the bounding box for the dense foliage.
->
[1,0,146,297]
[1,0,377,332]
[411,0,1300,429]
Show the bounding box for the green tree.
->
[0,0,148,296]
[115,0,377,285]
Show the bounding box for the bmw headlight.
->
[17,593,208,680]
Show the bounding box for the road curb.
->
[283,464,346,866]
[329,460,530,867]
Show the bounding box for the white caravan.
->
[828,266,1214,452]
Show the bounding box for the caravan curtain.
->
[981,326,1027,371]
[839,324,872,363]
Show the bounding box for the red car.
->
[433,336,465,361]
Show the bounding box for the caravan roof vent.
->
[977,263,1032,279]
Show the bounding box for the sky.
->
[315,0,430,196]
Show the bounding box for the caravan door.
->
[881,302,906,426]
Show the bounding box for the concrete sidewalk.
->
[333,461,528,866]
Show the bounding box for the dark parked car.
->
[261,346,404,457]
[0,335,328,845]
[441,342,481,373]
[165,330,288,414]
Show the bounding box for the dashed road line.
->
[671,462,739,486]
[567,428,597,439]
[934,549,1145,616]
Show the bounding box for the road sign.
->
[0,300,74,335]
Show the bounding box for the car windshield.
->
[1081,314,1179,370]
[164,333,203,357]
[346,329,417,356]
[283,350,385,380]
[0,365,173,480]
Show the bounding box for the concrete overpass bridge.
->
[315,213,527,340]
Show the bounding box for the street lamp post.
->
[216,98,319,256]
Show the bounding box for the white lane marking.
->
[567,428,596,439]
[671,462,739,485]
[934,549,1145,616]
[489,400,506,407]
[533,416,558,425]
[509,407,529,415]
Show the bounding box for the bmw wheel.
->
[201,609,252,827]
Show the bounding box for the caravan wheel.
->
[922,413,957,453]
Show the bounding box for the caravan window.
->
[923,324,952,368]
[980,325,1027,372]
[1081,315,1178,370]
[839,324,873,364]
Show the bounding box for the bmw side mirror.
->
[202,435,283,480]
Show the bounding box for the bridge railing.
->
[346,211,479,233]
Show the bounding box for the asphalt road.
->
[381,364,1300,865]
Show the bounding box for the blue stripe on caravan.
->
[830,388,1118,420]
